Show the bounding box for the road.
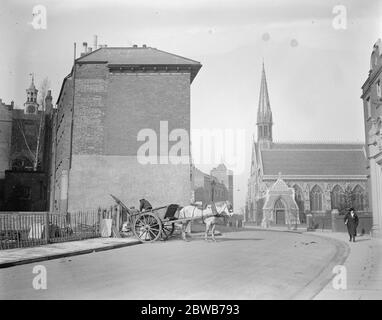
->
[0,229,345,299]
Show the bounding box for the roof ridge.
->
[273,140,364,144]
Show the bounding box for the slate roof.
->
[76,46,202,82]
[259,143,367,177]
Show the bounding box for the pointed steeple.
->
[256,62,273,148]
[257,62,272,123]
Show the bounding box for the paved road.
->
[0,230,345,299]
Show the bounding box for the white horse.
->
[177,201,234,241]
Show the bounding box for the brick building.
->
[246,63,369,226]
[361,39,382,238]
[192,164,233,207]
[51,43,201,212]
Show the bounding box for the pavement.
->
[311,230,382,300]
[247,224,382,300]
[0,226,381,299]
[0,237,141,269]
[0,230,341,299]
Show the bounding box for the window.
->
[310,185,323,211]
[353,185,365,211]
[331,185,345,210]
[259,126,263,138]
[377,80,381,98]
[366,97,371,119]
[264,126,268,137]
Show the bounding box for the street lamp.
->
[211,179,216,202]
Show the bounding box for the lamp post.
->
[211,179,216,203]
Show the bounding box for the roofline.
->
[262,175,367,180]
[55,70,73,105]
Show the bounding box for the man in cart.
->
[139,198,153,212]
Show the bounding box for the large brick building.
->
[51,44,201,212]
[361,39,382,238]
[192,164,233,207]
[247,63,369,226]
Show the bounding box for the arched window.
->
[353,185,365,211]
[331,185,345,210]
[310,185,323,211]
[293,185,304,212]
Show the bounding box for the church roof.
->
[259,143,367,177]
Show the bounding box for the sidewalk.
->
[0,237,141,269]
[245,225,382,299]
[311,230,382,300]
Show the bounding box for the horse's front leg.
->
[205,223,210,241]
[182,222,190,241]
[211,224,217,242]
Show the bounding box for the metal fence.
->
[0,210,103,250]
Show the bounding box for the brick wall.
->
[57,65,193,211]
[0,102,12,179]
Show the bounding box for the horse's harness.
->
[190,203,227,224]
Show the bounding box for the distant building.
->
[51,44,202,213]
[247,63,368,226]
[361,39,382,238]
[0,76,54,211]
[192,164,233,207]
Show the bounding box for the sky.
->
[0,0,381,210]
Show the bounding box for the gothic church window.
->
[331,185,345,210]
[353,185,365,211]
[310,185,323,211]
[377,80,381,98]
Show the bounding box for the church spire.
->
[256,62,273,148]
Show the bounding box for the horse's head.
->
[215,201,234,217]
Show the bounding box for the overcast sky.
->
[1,0,381,210]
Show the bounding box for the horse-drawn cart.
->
[110,195,234,243]
[110,195,185,243]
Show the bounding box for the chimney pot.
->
[93,35,98,50]
[88,47,93,53]
[133,44,138,48]
[82,42,88,53]
[142,44,147,48]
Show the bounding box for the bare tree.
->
[16,77,50,171]
[34,77,50,170]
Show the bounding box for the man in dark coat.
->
[344,208,359,242]
[139,199,153,212]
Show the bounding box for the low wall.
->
[332,212,373,235]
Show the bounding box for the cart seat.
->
[164,204,180,220]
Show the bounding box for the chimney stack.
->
[93,35,98,50]
[82,42,88,54]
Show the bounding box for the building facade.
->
[192,164,233,207]
[0,77,54,211]
[51,44,202,213]
[361,39,382,238]
[247,63,369,226]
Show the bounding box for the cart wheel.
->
[161,222,175,240]
[133,213,162,242]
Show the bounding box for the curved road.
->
[0,229,346,299]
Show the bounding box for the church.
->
[246,64,369,227]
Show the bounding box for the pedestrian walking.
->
[344,207,359,242]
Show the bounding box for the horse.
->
[176,201,234,242]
